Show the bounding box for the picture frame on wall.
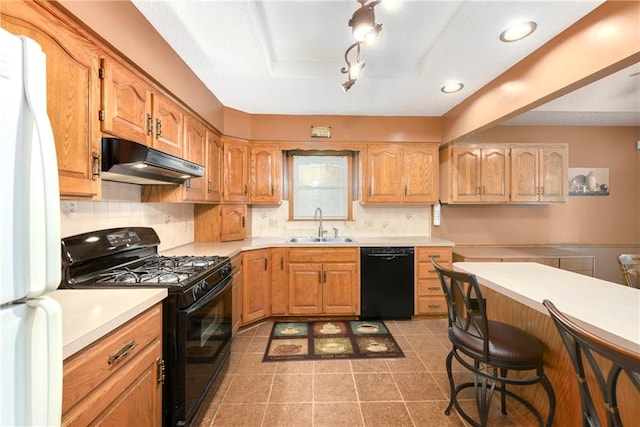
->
[568,168,610,196]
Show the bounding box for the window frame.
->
[285,150,355,221]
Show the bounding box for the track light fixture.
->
[349,0,383,45]
[341,42,365,92]
[341,0,387,92]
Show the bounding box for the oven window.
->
[183,282,232,420]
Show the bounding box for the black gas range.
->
[59,227,233,427]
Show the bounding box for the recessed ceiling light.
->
[500,21,537,42]
[441,82,464,93]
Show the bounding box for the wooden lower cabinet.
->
[287,248,359,315]
[415,247,452,315]
[62,304,163,426]
[452,249,595,277]
[230,254,242,335]
[270,248,288,315]
[242,249,270,324]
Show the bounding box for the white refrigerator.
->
[0,27,63,426]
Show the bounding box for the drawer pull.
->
[429,254,441,258]
[428,304,441,309]
[428,269,436,273]
[428,286,440,291]
[108,340,137,365]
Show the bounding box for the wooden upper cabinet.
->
[206,130,223,202]
[362,143,438,204]
[99,58,184,159]
[99,58,152,145]
[220,204,246,241]
[2,1,101,199]
[403,145,438,203]
[441,143,567,204]
[152,92,183,157]
[222,137,249,203]
[249,144,282,205]
[448,146,509,203]
[511,146,567,203]
[363,145,402,203]
[182,116,207,201]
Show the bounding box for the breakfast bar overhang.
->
[453,262,640,426]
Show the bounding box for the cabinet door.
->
[249,145,282,204]
[288,263,323,314]
[481,148,510,202]
[510,147,540,202]
[152,93,183,157]
[242,249,270,324]
[322,263,358,314]
[222,137,249,202]
[402,145,438,203]
[2,3,101,199]
[230,254,242,334]
[99,58,152,145]
[451,147,482,202]
[206,131,222,202]
[539,147,567,202]
[363,145,402,203]
[270,248,288,315]
[220,205,246,242]
[182,116,207,201]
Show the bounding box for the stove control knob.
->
[192,281,208,300]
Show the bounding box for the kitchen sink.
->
[287,237,322,243]
[286,236,355,243]
[320,237,355,243]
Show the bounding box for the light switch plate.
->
[636,140,640,150]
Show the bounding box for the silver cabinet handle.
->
[108,340,137,365]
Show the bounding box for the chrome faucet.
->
[314,207,324,238]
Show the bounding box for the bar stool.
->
[431,259,556,427]
[617,254,640,289]
[543,299,640,427]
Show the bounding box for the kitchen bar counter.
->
[161,236,454,257]
[50,288,167,359]
[453,262,639,425]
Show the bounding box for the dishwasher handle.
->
[365,253,411,257]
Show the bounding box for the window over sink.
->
[286,150,355,220]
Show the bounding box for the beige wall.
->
[435,126,640,245]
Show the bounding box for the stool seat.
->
[453,320,544,367]
[432,259,556,427]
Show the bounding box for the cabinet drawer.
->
[62,304,162,414]
[502,257,559,268]
[416,296,447,315]
[560,257,594,273]
[417,247,452,263]
[230,253,242,273]
[417,279,443,296]
[417,260,451,279]
[288,248,358,263]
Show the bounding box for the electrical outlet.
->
[364,219,373,228]
[269,218,278,227]
[61,201,76,218]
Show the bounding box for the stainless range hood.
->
[101,138,204,185]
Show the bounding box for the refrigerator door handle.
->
[26,297,63,426]
[21,36,61,296]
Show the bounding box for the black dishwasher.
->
[360,247,414,319]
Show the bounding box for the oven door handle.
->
[185,275,232,316]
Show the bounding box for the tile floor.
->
[194,318,533,426]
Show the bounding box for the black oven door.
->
[177,275,232,426]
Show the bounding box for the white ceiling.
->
[131,0,639,126]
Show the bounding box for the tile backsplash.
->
[61,182,432,250]
[60,181,194,251]
[251,201,432,238]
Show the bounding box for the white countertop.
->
[454,262,640,352]
[50,288,167,359]
[161,236,454,257]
